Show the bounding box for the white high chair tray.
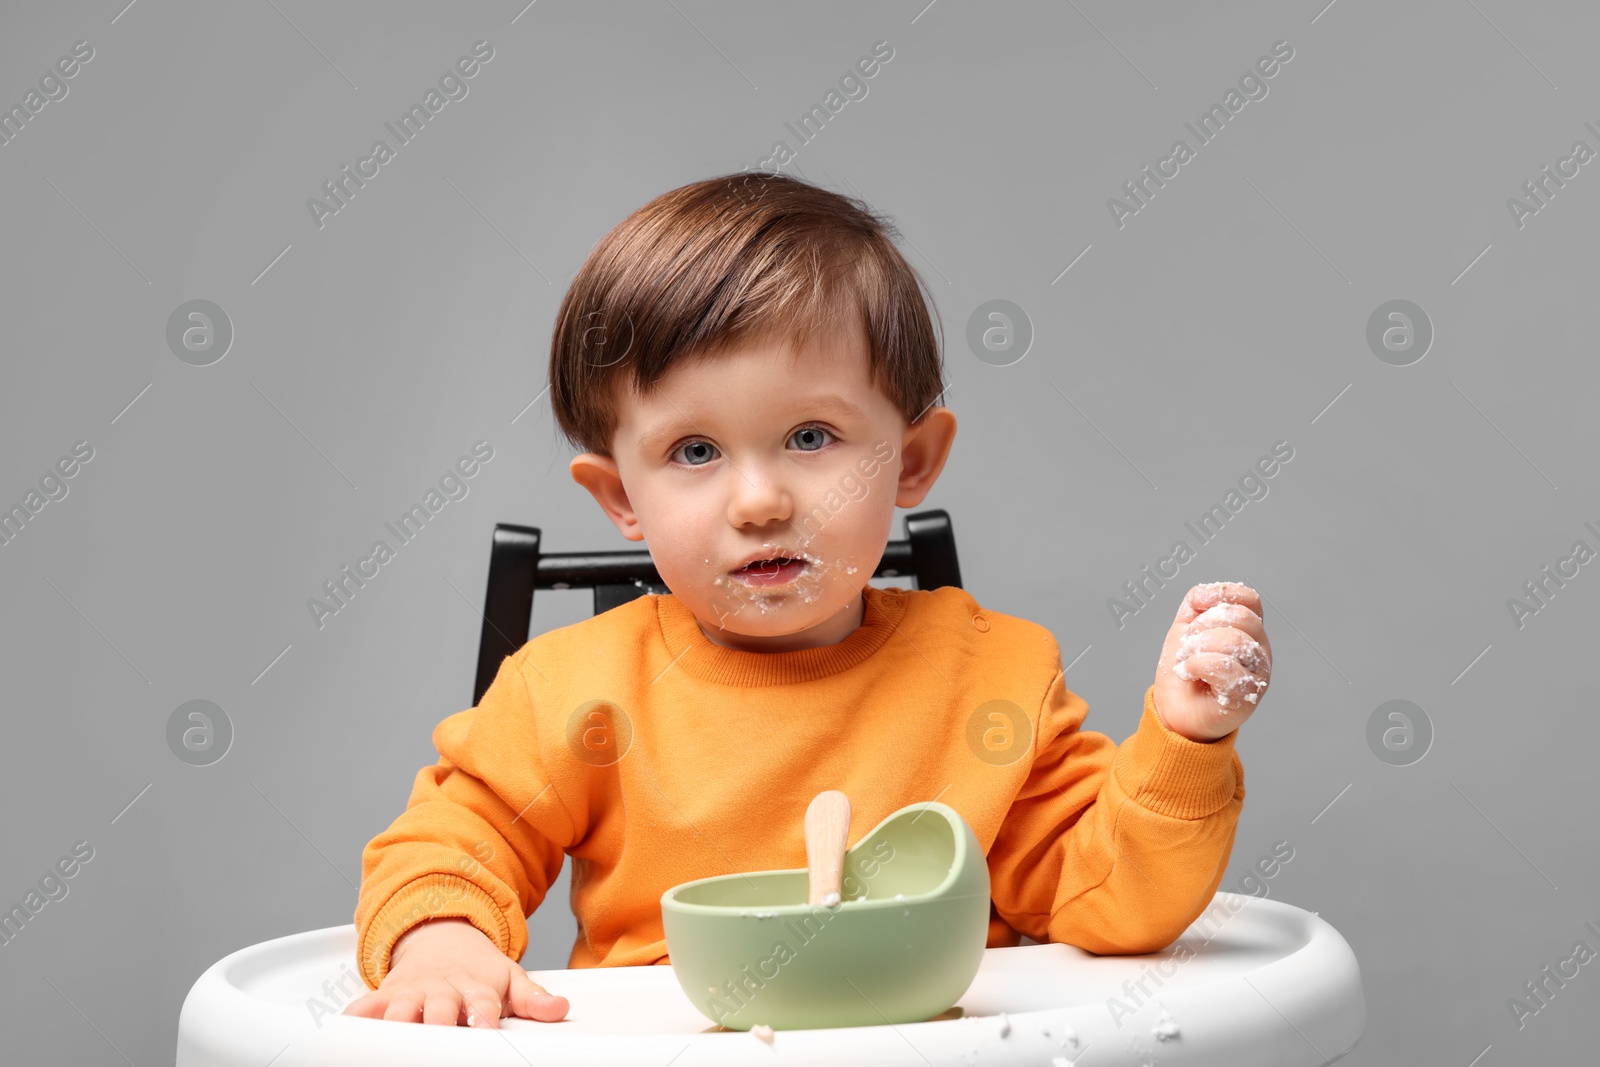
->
[177,893,1363,1066]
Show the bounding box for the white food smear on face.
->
[751,1023,775,1044]
[710,544,838,614]
[1152,1009,1180,1040]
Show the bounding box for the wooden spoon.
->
[805,790,852,907]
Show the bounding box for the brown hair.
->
[547,171,945,457]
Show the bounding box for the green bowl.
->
[659,800,990,1031]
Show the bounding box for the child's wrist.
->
[393,917,481,962]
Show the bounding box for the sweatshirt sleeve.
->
[353,649,576,989]
[986,673,1245,955]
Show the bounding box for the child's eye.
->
[790,424,835,452]
[672,440,718,466]
[668,425,836,466]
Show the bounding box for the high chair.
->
[177,510,1365,1065]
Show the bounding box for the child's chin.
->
[698,603,828,638]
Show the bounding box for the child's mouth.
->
[732,557,806,586]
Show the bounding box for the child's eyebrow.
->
[637,395,866,451]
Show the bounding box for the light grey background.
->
[2,0,1596,1063]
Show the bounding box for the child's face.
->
[570,315,954,652]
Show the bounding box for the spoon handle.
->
[805,790,852,907]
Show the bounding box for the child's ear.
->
[893,406,958,508]
[569,454,645,542]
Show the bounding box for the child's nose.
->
[724,464,793,527]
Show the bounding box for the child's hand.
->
[1153,582,1272,742]
[342,917,570,1028]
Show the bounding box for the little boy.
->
[344,172,1272,1030]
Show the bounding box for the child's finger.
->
[507,967,570,1022]
[422,986,461,1026]
[1173,650,1268,710]
[341,990,388,1019]
[1188,602,1264,641]
[1185,582,1263,622]
[381,992,425,1023]
[1187,603,1272,669]
[449,981,504,1029]
[1176,627,1270,676]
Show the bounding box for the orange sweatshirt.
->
[355,584,1244,989]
